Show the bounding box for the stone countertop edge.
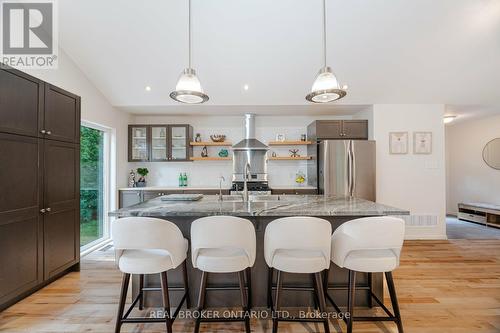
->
[109,195,409,218]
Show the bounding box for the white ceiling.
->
[59,0,500,114]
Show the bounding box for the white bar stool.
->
[326,216,405,333]
[264,216,332,333]
[191,216,256,333]
[112,217,190,333]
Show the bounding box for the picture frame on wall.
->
[389,132,408,154]
[413,132,432,154]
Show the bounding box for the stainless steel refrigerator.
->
[308,140,376,201]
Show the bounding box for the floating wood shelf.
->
[190,157,232,161]
[268,140,313,145]
[190,142,232,146]
[269,156,313,160]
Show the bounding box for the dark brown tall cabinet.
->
[0,67,80,311]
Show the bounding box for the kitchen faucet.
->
[218,175,225,201]
[243,162,251,202]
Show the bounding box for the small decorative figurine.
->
[195,133,202,142]
[301,134,307,141]
[271,151,277,157]
[218,149,229,157]
[201,146,208,157]
[289,149,300,158]
[276,134,285,142]
[128,169,136,188]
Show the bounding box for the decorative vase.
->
[195,133,202,142]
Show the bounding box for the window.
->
[80,123,111,252]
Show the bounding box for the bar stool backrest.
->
[331,216,405,268]
[191,216,256,268]
[112,217,186,268]
[264,216,332,267]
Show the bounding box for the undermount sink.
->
[219,194,304,203]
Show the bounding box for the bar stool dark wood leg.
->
[272,270,283,333]
[160,271,173,333]
[267,267,274,309]
[311,273,320,310]
[314,272,330,333]
[239,271,251,333]
[385,272,404,333]
[115,273,130,333]
[367,272,373,308]
[347,270,356,333]
[182,261,191,308]
[246,267,252,310]
[138,274,144,310]
[194,271,208,333]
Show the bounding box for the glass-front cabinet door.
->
[150,126,168,161]
[169,125,189,161]
[129,125,149,161]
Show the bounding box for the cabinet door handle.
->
[40,129,46,134]
[46,130,52,135]
[46,207,51,212]
[40,208,46,213]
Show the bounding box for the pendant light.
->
[170,0,209,104]
[306,0,347,103]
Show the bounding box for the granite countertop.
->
[109,195,409,218]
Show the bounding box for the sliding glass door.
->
[80,125,106,249]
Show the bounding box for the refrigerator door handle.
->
[344,140,350,197]
[350,142,356,196]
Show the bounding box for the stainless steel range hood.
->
[232,114,269,182]
[232,114,268,150]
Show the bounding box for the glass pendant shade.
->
[306,67,346,103]
[170,68,209,104]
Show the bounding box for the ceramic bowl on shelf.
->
[210,134,226,142]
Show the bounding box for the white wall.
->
[129,114,354,188]
[372,104,446,239]
[25,50,131,209]
[446,114,500,214]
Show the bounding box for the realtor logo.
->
[1,0,58,69]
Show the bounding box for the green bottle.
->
[178,173,183,187]
[183,173,188,187]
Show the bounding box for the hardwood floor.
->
[1,239,499,333]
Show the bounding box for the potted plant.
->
[136,167,149,187]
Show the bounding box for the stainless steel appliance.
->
[232,114,270,193]
[308,140,376,200]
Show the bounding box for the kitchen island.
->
[109,195,409,308]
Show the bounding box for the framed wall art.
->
[389,132,409,154]
[413,132,432,154]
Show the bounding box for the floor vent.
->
[398,215,438,227]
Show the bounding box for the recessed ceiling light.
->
[443,115,457,124]
[145,86,151,91]
[243,84,249,91]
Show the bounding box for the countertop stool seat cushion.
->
[271,249,329,273]
[119,238,188,275]
[343,249,399,273]
[195,247,251,273]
